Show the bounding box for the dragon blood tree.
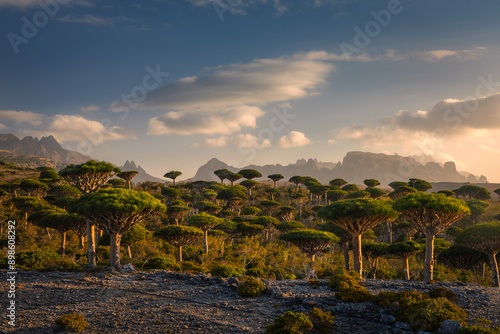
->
[318,198,398,277]
[59,160,120,267]
[393,192,470,283]
[70,188,165,270]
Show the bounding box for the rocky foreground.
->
[1,269,499,334]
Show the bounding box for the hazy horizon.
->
[1,0,500,182]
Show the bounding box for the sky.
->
[1,0,500,182]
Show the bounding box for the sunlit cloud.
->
[0,110,44,125]
[277,131,311,148]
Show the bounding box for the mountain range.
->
[119,160,166,184]
[192,152,488,186]
[0,134,91,167]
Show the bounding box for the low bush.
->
[210,264,238,277]
[16,250,62,270]
[398,297,467,332]
[181,261,205,273]
[237,276,266,297]
[55,313,88,332]
[143,256,180,271]
[328,269,360,290]
[428,287,458,302]
[334,281,373,303]
[266,311,313,334]
[373,291,429,312]
[246,267,266,278]
[307,308,334,333]
[458,325,500,334]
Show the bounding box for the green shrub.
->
[334,281,373,303]
[210,264,237,277]
[181,261,205,273]
[373,291,429,312]
[266,311,313,334]
[16,250,62,270]
[237,276,266,297]
[458,325,500,334]
[246,267,266,278]
[398,297,467,332]
[307,308,334,333]
[328,269,360,290]
[428,287,458,302]
[55,313,88,332]
[143,256,180,271]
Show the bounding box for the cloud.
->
[335,92,500,156]
[183,0,288,15]
[328,139,336,144]
[145,52,334,135]
[0,110,44,125]
[277,131,311,148]
[200,133,271,148]
[296,48,486,63]
[234,134,272,148]
[0,0,92,8]
[148,106,265,135]
[27,115,136,143]
[80,105,99,113]
[57,14,114,26]
[203,136,228,147]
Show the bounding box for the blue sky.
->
[1,0,500,182]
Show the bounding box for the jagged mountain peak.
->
[0,133,91,166]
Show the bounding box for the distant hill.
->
[0,134,92,165]
[192,152,488,186]
[120,160,166,184]
[0,149,62,169]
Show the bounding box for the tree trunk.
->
[220,240,225,258]
[126,245,132,258]
[368,258,378,279]
[78,235,85,250]
[177,246,183,262]
[424,233,435,283]
[60,231,66,256]
[352,234,363,278]
[87,221,97,268]
[45,227,51,239]
[488,252,499,288]
[127,181,132,189]
[109,233,122,270]
[387,222,393,244]
[404,256,410,280]
[203,231,209,254]
[310,253,316,262]
[341,241,350,271]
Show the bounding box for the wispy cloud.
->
[295,47,486,63]
[0,110,44,125]
[80,105,99,113]
[200,133,272,148]
[183,0,288,15]
[25,115,136,144]
[57,14,114,26]
[0,0,92,8]
[145,52,334,135]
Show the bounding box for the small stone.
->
[437,320,461,334]
[380,314,396,324]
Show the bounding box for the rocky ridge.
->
[1,270,498,333]
[191,152,487,186]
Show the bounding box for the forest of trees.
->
[1,160,500,288]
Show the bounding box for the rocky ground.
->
[1,269,499,334]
